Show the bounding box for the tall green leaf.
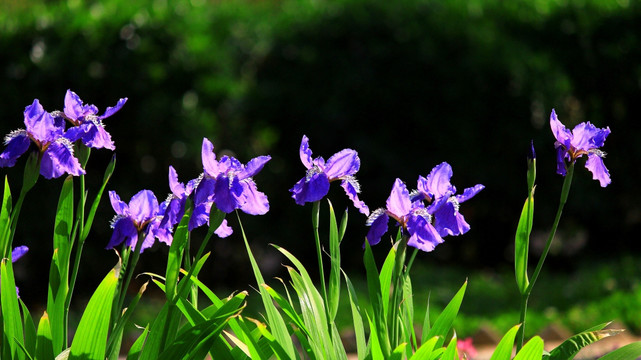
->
[410,336,439,360]
[425,281,467,349]
[515,194,534,295]
[69,260,120,360]
[327,200,341,323]
[19,299,36,357]
[165,205,192,301]
[1,259,25,360]
[343,272,367,360]
[490,324,521,360]
[364,240,390,358]
[238,214,296,358]
[0,176,12,258]
[514,336,544,360]
[440,335,459,360]
[35,312,54,360]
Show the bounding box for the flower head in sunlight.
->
[0,99,85,179]
[550,109,611,187]
[58,89,127,150]
[290,135,369,215]
[195,138,270,216]
[108,190,172,252]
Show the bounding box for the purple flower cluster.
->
[550,109,611,187]
[107,137,270,252]
[366,163,483,252]
[0,90,127,179]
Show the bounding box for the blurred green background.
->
[2,0,641,339]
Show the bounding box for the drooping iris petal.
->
[65,120,115,150]
[107,216,137,249]
[366,210,389,246]
[432,200,470,237]
[0,131,30,167]
[40,140,86,179]
[213,175,244,213]
[290,172,330,205]
[585,153,611,187]
[324,149,359,179]
[555,146,568,176]
[214,219,233,238]
[340,178,369,216]
[239,180,270,215]
[406,214,443,252]
[386,179,411,219]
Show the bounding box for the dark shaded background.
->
[2,0,640,311]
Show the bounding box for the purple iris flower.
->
[0,99,85,179]
[289,135,369,216]
[10,246,29,298]
[550,109,611,187]
[366,179,444,252]
[195,138,270,215]
[108,190,172,252]
[161,166,233,237]
[412,162,484,237]
[59,90,127,150]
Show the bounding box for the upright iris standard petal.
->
[290,135,369,215]
[11,246,29,262]
[386,179,411,219]
[550,109,611,187]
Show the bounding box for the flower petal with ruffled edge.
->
[290,172,330,205]
[0,130,30,167]
[365,209,389,246]
[240,180,270,215]
[406,213,443,252]
[40,139,86,179]
[386,179,411,220]
[340,178,369,216]
[585,153,611,187]
[324,149,360,179]
[24,99,63,143]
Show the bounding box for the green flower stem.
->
[116,229,146,317]
[517,163,574,351]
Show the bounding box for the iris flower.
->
[0,99,85,179]
[366,179,444,252]
[108,190,172,252]
[550,109,611,187]
[195,138,270,215]
[290,135,369,215]
[161,166,233,237]
[58,90,127,150]
[413,162,484,237]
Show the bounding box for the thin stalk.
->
[116,229,146,316]
[64,174,86,346]
[517,164,574,350]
